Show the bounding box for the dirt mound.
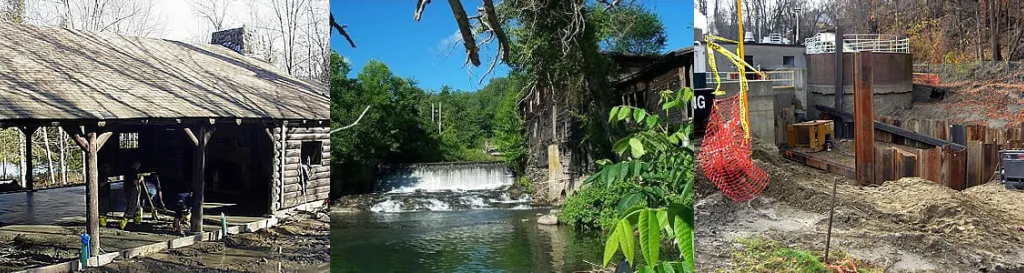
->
[698,136,1024,270]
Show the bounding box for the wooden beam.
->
[189,126,215,233]
[19,125,37,191]
[85,131,100,257]
[95,132,113,151]
[183,128,199,147]
[854,52,875,186]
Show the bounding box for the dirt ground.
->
[86,213,329,273]
[696,138,1024,272]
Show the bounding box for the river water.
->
[331,208,605,272]
[331,162,606,272]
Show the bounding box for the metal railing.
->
[703,70,796,89]
[805,33,909,54]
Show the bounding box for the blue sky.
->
[330,0,694,92]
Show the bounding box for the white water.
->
[376,162,514,193]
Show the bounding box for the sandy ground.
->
[86,213,329,273]
[696,139,1024,272]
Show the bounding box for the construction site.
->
[693,6,1024,271]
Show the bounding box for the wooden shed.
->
[0,22,330,257]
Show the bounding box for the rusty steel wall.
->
[806,53,913,86]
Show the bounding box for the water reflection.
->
[331,208,604,273]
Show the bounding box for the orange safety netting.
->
[699,94,769,202]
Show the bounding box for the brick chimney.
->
[211,27,261,58]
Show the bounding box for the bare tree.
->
[191,0,233,31]
[270,0,308,75]
[24,0,167,37]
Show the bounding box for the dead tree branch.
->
[330,105,371,134]
[447,0,480,66]
[329,13,356,48]
[414,0,431,21]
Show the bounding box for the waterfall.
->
[375,161,514,193]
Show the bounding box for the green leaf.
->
[616,219,636,266]
[634,109,647,123]
[638,210,660,266]
[617,193,645,213]
[604,164,619,187]
[657,209,673,238]
[618,107,632,121]
[603,225,620,267]
[609,106,620,123]
[613,138,630,156]
[674,210,695,270]
[645,115,659,129]
[629,138,645,158]
[662,263,677,273]
[662,99,680,111]
[637,266,654,273]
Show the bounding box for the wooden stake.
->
[825,177,838,264]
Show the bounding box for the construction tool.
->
[999,150,1024,190]
[139,175,159,220]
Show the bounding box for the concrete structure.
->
[694,28,808,112]
[804,33,913,120]
[710,81,793,145]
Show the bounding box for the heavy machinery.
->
[999,150,1024,190]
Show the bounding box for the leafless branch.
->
[329,12,356,48]
[330,105,371,134]
[414,0,430,21]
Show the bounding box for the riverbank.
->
[86,213,329,273]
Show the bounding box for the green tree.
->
[592,4,669,55]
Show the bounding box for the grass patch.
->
[720,236,882,273]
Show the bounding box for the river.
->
[331,162,607,272]
[332,208,605,272]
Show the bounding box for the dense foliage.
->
[329,51,529,197]
[592,4,668,55]
[559,88,696,272]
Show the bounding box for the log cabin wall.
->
[271,125,331,212]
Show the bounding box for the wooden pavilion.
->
[0,22,330,257]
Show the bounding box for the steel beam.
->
[854,52,875,186]
[814,105,965,151]
[834,26,844,137]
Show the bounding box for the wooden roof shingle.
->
[0,22,328,122]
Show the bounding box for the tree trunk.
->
[43,127,55,186]
[990,0,1003,61]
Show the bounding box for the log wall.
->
[271,125,330,211]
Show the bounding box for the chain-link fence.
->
[913,61,1024,83]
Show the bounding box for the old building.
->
[0,22,329,257]
[520,47,694,203]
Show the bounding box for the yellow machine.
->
[788,120,835,152]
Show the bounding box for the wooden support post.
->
[854,51,875,186]
[66,126,112,258]
[20,126,37,191]
[187,126,214,233]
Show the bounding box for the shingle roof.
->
[0,22,328,122]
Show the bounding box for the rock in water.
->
[537,214,558,225]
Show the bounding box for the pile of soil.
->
[696,137,1024,272]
